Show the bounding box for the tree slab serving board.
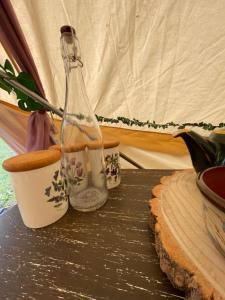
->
[149,170,225,300]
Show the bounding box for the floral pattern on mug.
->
[45,170,68,208]
[105,153,120,183]
[61,156,85,186]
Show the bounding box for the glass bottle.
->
[60,25,108,212]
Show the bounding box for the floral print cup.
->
[2,150,68,229]
[50,138,121,190]
[60,143,88,208]
[88,139,121,189]
[103,140,121,189]
[87,142,107,190]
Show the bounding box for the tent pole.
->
[0,70,143,169]
[119,152,143,169]
[0,69,63,118]
[0,70,96,140]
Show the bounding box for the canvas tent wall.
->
[1,0,224,169]
[0,100,191,169]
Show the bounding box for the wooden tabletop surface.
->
[0,169,185,300]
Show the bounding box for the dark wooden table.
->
[0,170,185,300]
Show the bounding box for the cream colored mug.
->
[3,150,68,229]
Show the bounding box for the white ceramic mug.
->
[88,140,121,189]
[3,150,68,229]
[88,148,107,189]
[50,139,121,190]
[104,145,121,189]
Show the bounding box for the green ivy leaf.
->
[4,59,15,76]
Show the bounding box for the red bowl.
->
[197,166,225,212]
[197,166,225,256]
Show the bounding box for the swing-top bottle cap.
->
[60,25,76,35]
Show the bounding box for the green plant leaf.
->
[0,64,5,71]
[0,59,45,112]
[28,99,44,111]
[17,72,37,92]
[14,87,28,102]
[18,99,33,111]
[18,98,42,111]
[4,59,15,76]
[14,87,44,111]
[0,78,12,94]
[15,72,44,111]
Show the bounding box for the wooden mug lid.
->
[49,143,86,153]
[88,138,120,150]
[3,150,61,172]
[103,139,120,149]
[87,141,103,150]
[49,144,61,151]
[49,139,119,152]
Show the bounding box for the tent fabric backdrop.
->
[10,0,225,131]
[1,0,225,168]
[0,100,192,169]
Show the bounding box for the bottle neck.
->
[60,31,93,119]
[60,32,83,75]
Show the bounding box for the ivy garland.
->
[95,115,225,131]
[0,59,223,131]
